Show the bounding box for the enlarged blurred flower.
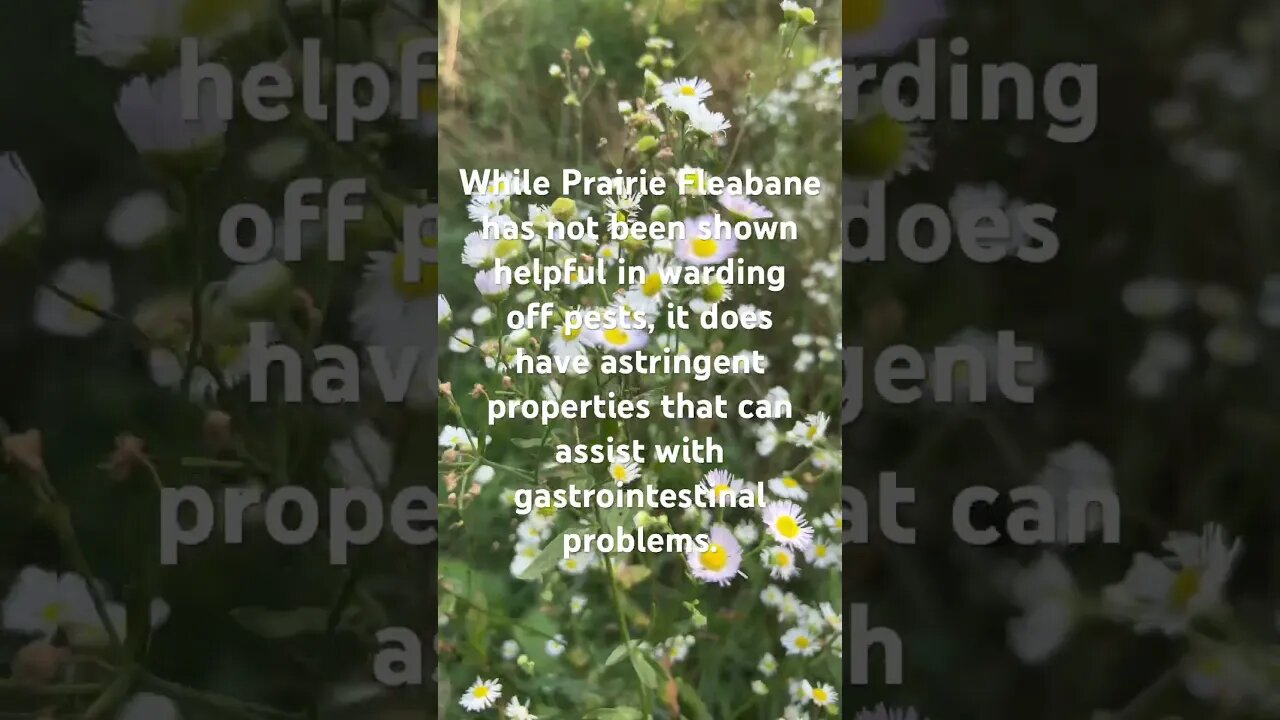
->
[222,260,293,315]
[1032,442,1114,543]
[1183,642,1270,708]
[768,474,807,501]
[763,501,814,550]
[844,92,930,178]
[1006,554,1076,663]
[351,244,435,348]
[676,214,738,265]
[117,693,182,720]
[0,152,42,244]
[33,260,114,337]
[327,423,394,488]
[843,0,945,57]
[687,524,744,586]
[458,677,502,712]
[1259,275,1280,328]
[2,568,97,637]
[804,538,840,569]
[246,136,309,181]
[1206,324,1259,366]
[106,190,175,249]
[1104,523,1241,635]
[75,0,182,69]
[115,69,227,160]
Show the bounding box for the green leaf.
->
[677,679,712,720]
[515,532,567,581]
[584,708,643,720]
[629,649,659,689]
[604,639,643,668]
[229,607,337,639]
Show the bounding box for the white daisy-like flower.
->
[458,677,502,712]
[804,538,840,569]
[474,268,511,300]
[758,651,778,676]
[734,521,760,545]
[1032,442,1115,543]
[687,104,731,136]
[718,193,772,221]
[760,585,785,608]
[843,0,946,57]
[2,567,99,637]
[326,423,394,488]
[765,545,800,581]
[687,524,744,586]
[676,214,738,265]
[1007,553,1077,663]
[675,165,709,196]
[785,412,830,447]
[509,543,539,578]
[755,421,782,456]
[803,680,837,707]
[628,255,676,306]
[116,693,181,720]
[115,69,227,156]
[350,244,434,349]
[545,633,567,656]
[0,153,42,243]
[768,474,808,501]
[500,639,520,660]
[703,468,745,505]
[587,322,650,353]
[449,327,475,353]
[607,460,640,485]
[780,626,819,657]
[1103,523,1242,635]
[106,190,175,249]
[506,696,538,720]
[661,77,713,113]
[558,554,591,576]
[763,501,814,550]
[33,260,115,337]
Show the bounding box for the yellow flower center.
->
[392,247,437,300]
[565,559,578,570]
[1171,568,1202,610]
[776,515,800,539]
[794,635,810,649]
[611,465,628,481]
[643,272,664,297]
[680,85,697,96]
[782,476,799,488]
[703,282,726,302]
[700,543,728,571]
[713,483,730,499]
[845,111,910,177]
[806,425,819,439]
[492,238,523,262]
[473,686,489,699]
[560,325,582,341]
[814,545,827,558]
[41,602,63,624]
[812,688,829,703]
[603,328,629,346]
[773,550,791,567]
[843,0,886,34]
[691,237,719,259]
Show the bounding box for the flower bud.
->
[797,7,816,25]
[633,136,660,155]
[223,260,293,316]
[574,29,593,51]
[12,641,68,685]
[550,197,577,221]
[649,204,674,223]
